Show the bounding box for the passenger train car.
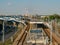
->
[0,18,20,35]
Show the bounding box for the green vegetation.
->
[42,14,60,22]
[49,14,60,20]
[0,38,12,45]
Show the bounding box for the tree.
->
[48,14,60,22]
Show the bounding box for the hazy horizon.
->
[0,0,60,15]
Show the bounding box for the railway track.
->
[43,28,60,45]
[13,21,60,45]
[13,22,30,45]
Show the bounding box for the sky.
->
[0,0,60,15]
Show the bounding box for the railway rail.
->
[13,21,60,45]
[13,22,30,45]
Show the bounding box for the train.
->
[0,18,20,35]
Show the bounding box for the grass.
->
[0,38,12,45]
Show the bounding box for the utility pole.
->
[2,20,5,45]
[50,20,53,45]
[34,35,36,45]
